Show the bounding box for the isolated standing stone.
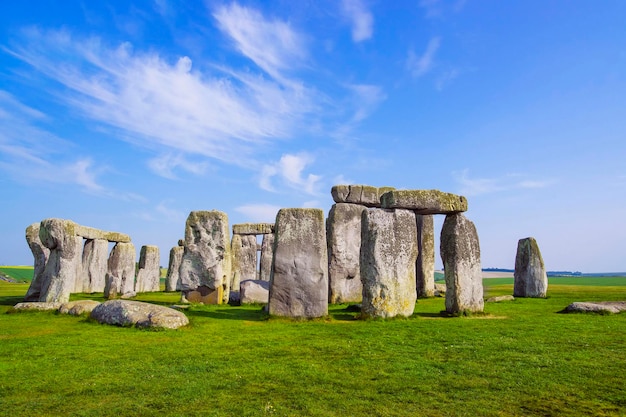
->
[231,234,257,291]
[240,279,270,304]
[327,203,366,303]
[81,239,109,293]
[24,223,50,301]
[259,233,274,282]
[165,245,184,291]
[179,211,232,304]
[513,237,548,298]
[269,208,328,318]
[105,242,136,299]
[135,245,161,293]
[416,214,435,298]
[360,208,418,318]
[440,213,483,314]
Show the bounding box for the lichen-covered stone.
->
[232,223,275,235]
[11,302,61,311]
[327,203,366,303]
[74,224,131,243]
[24,223,50,302]
[259,233,274,282]
[179,211,232,304]
[165,246,184,291]
[135,245,161,293]
[104,242,136,299]
[513,237,548,298]
[81,239,109,293]
[486,295,515,303]
[269,208,328,318]
[90,300,189,329]
[380,189,468,214]
[231,234,257,292]
[416,214,435,298]
[331,185,395,207]
[240,279,270,304]
[59,300,101,315]
[564,301,626,314]
[440,213,483,314]
[360,208,418,318]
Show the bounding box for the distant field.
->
[484,276,626,287]
[0,266,33,282]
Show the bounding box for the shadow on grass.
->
[188,308,268,321]
[0,295,25,306]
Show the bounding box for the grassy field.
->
[0,266,33,282]
[0,278,625,416]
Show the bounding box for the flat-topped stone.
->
[59,300,101,315]
[331,185,395,207]
[232,223,275,235]
[564,301,626,314]
[74,224,131,243]
[12,302,61,311]
[90,300,189,329]
[380,189,468,214]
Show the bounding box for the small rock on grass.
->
[486,295,515,303]
[564,301,626,314]
[11,302,61,311]
[90,300,189,329]
[59,300,101,315]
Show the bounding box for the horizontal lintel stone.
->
[380,189,468,214]
[74,224,131,243]
[331,185,396,207]
[232,223,275,235]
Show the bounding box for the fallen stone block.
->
[59,300,101,315]
[564,301,626,314]
[486,295,515,303]
[90,300,189,329]
[11,302,61,311]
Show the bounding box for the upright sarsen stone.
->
[259,233,274,282]
[24,223,50,302]
[514,237,548,298]
[135,245,160,293]
[360,209,418,318]
[416,214,435,298]
[269,208,328,318]
[327,203,366,303]
[231,234,257,291]
[105,242,136,299]
[179,211,231,304]
[165,245,184,291]
[440,213,483,314]
[82,239,109,293]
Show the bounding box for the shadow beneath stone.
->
[412,312,447,318]
[187,308,268,321]
[0,295,25,307]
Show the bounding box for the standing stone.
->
[165,245,184,292]
[105,242,136,299]
[71,236,84,294]
[24,223,50,301]
[259,233,274,282]
[416,214,435,298]
[327,203,366,303]
[179,211,232,304]
[269,208,328,318]
[82,239,109,293]
[38,219,80,304]
[513,237,548,298]
[360,208,418,318]
[135,245,161,293]
[231,234,257,292]
[440,213,483,314]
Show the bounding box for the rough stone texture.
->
[486,295,515,303]
[231,234,257,292]
[12,302,61,311]
[135,245,161,293]
[104,242,136,299]
[182,286,223,304]
[331,185,395,207]
[564,301,626,314]
[179,211,231,304]
[269,208,328,318]
[434,283,446,296]
[513,237,548,298]
[81,239,109,293]
[165,246,184,291]
[416,214,435,298]
[71,236,85,294]
[380,189,468,214]
[240,279,270,304]
[24,223,50,301]
[74,224,131,243]
[232,223,275,235]
[360,208,418,318]
[59,300,101,315]
[259,233,275,282]
[90,300,189,329]
[327,203,366,303]
[440,213,484,314]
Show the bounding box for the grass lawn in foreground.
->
[0,279,625,416]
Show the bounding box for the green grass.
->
[0,266,34,282]
[0,279,625,416]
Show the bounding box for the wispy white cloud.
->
[407,37,441,77]
[341,0,374,42]
[235,203,282,223]
[453,169,556,196]
[260,153,322,195]
[147,153,210,180]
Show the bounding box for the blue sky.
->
[1,0,625,272]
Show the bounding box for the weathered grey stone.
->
[269,208,328,318]
[440,213,484,314]
[90,300,189,329]
[81,239,109,293]
[381,189,468,214]
[486,295,515,303]
[165,246,184,291]
[12,302,61,311]
[331,185,395,207]
[327,203,366,303]
[179,211,231,304]
[232,223,275,235]
[71,236,84,294]
[259,233,274,282]
[360,208,418,318]
[513,237,548,298]
[104,242,136,299]
[564,301,626,314]
[416,214,435,298]
[135,245,161,293]
[59,300,101,315]
[24,223,50,301]
[73,224,131,243]
[231,234,257,292]
[240,279,270,304]
[434,283,446,296]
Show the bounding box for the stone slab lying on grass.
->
[240,279,270,304]
[90,300,189,329]
[486,295,515,303]
[380,189,468,214]
[564,301,626,314]
[12,302,61,311]
[59,300,101,315]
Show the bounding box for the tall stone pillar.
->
[165,244,184,292]
[105,242,136,299]
[135,245,161,293]
[24,223,50,302]
[82,238,109,293]
[259,233,274,282]
[513,237,548,298]
[231,234,257,291]
[416,214,435,298]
